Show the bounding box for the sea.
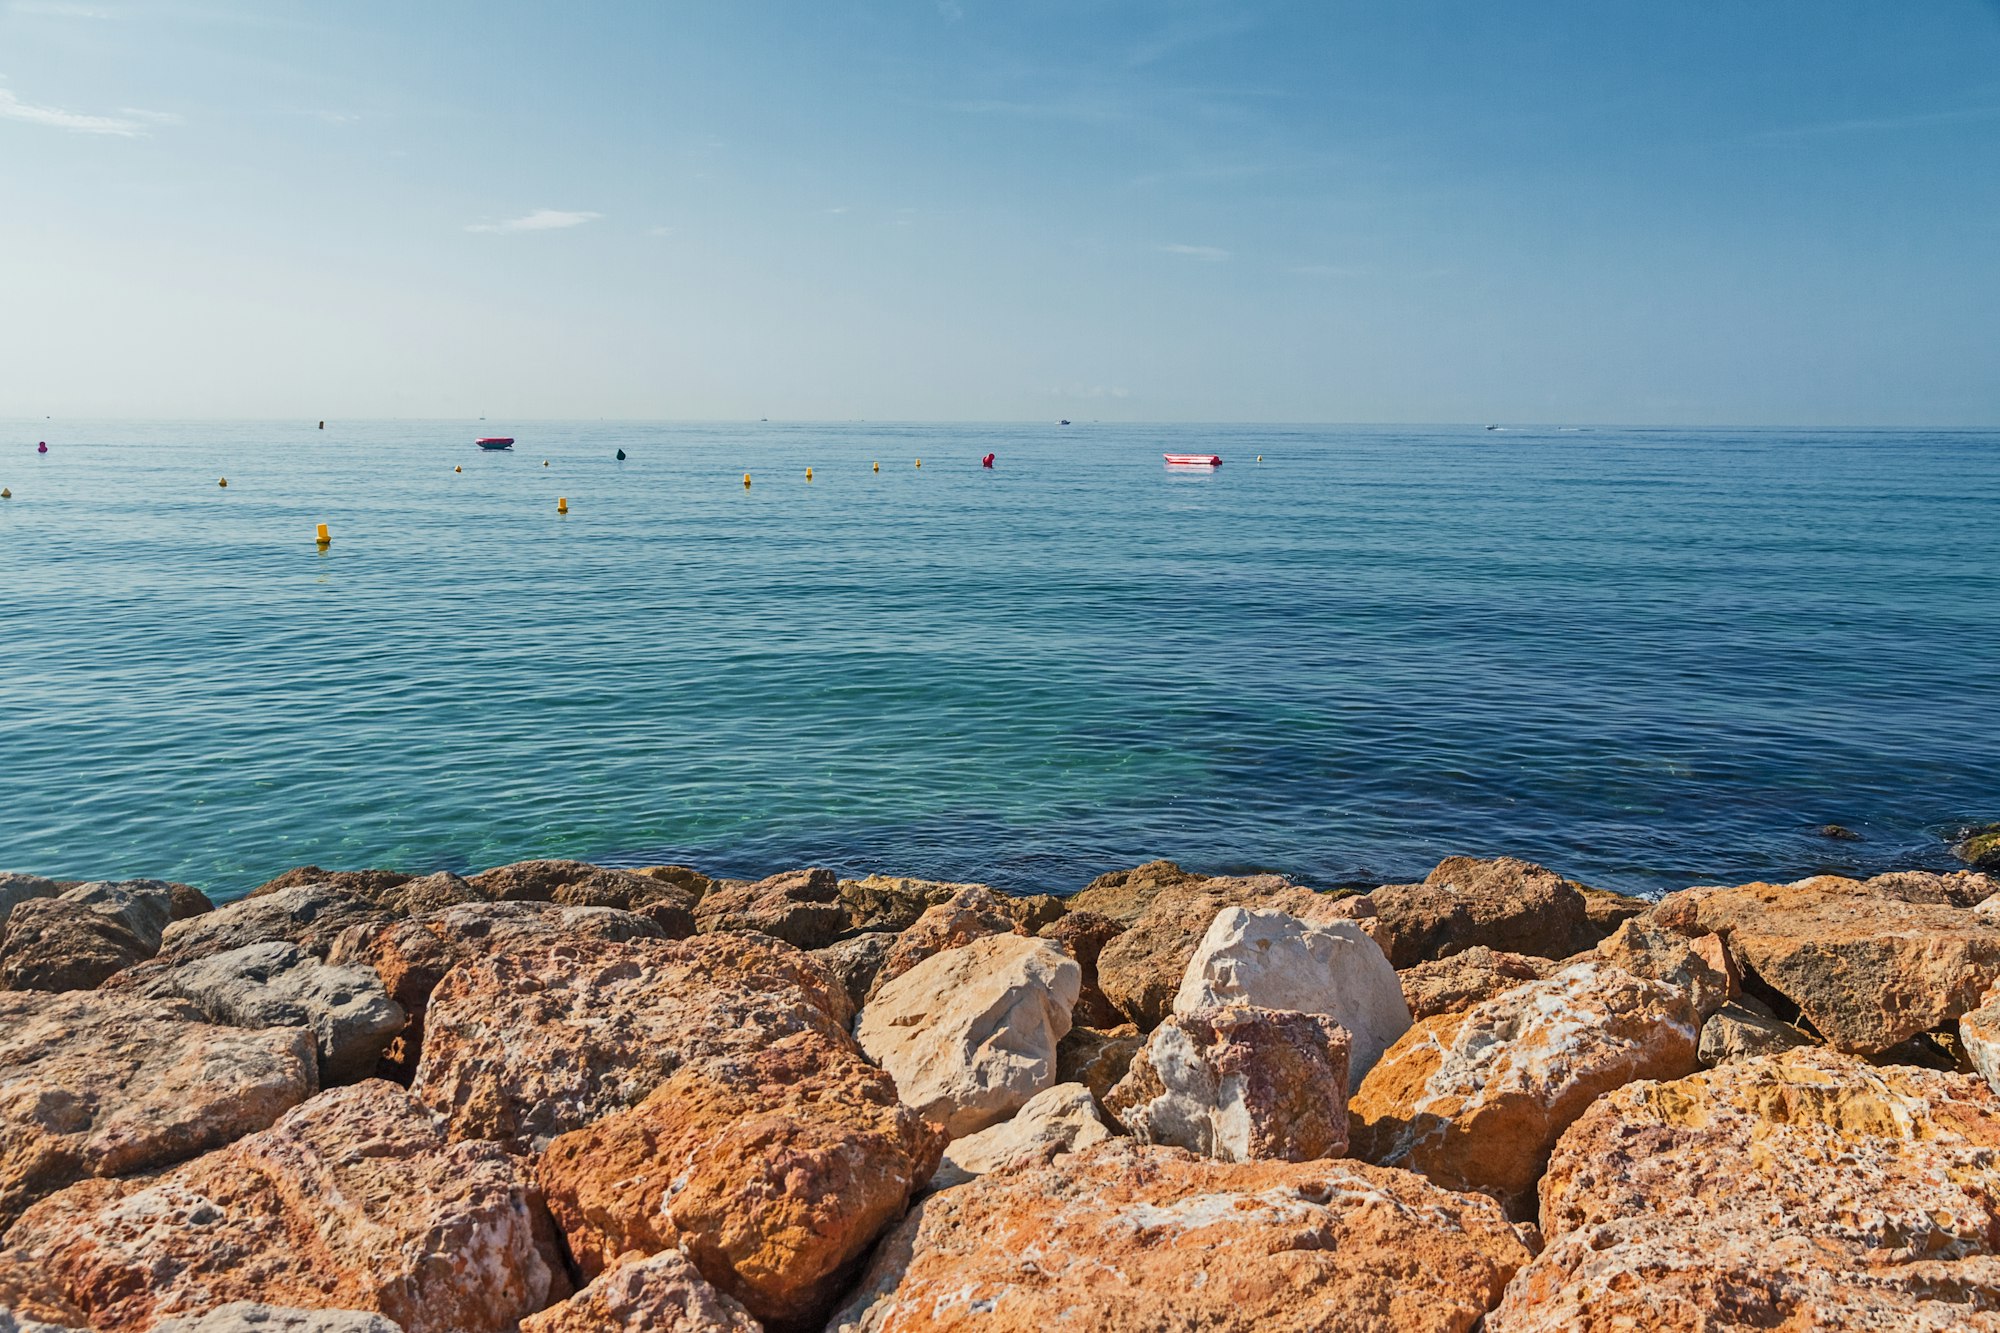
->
[2,420,1996,903]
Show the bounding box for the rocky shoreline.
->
[3,853,2000,1331]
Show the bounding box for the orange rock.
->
[1397,947,1556,1020]
[1065,859,1208,925]
[868,887,1023,998]
[828,1139,1534,1332]
[1364,856,1600,968]
[0,1247,88,1325]
[694,868,850,950]
[520,1251,762,1332]
[1039,909,1128,1028]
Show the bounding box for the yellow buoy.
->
[872,461,880,473]
[743,472,752,488]
[915,458,922,469]
[1,487,11,499]
[454,465,462,473]
[315,523,330,547]
[806,466,813,481]
[218,478,227,488]
[557,497,568,514]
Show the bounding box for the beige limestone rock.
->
[1038,909,1126,1028]
[828,1139,1534,1333]
[868,888,1021,998]
[855,933,1079,1139]
[155,882,394,967]
[1962,982,2000,1096]
[1173,905,1409,1080]
[150,1307,404,1333]
[1701,998,1811,1066]
[929,1081,1111,1190]
[1106,1004,1349,1162]
[694,868,850,950]
[837,876,982,933]
[1577,885,1649,935]
[1861,867,2000,907]
[520,1251,761,1333]
[1065,859,1207,925]
[1350,961,1700,1217]
[1397,947,1556,1021]
[1592,917,1734,1018]
[1054,1023,1142,1107]
[1365,856,1599,968]
[0,882,173,992]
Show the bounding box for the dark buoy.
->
[37,441,48,454]
[616,449,626,461]
[981,452,995,468]
[318,421,325,430]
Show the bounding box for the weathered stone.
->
[0,882,173,992]
[811,931,897,1014]
[1651,874,2000,1053]
[164,883,215,921]
[855,933,1079,1139]
[460,860,695,933]
[156,882,394,967]
[626,864,715,902]
[1700,998,1810,1066]
[412,934,850,1151]
[372,871,487,916]
[1054,1023,1142,1108]
[466,858,614,901]
[1489,1049,2000,1332]
[1955,823,2000,872]
[928,1081,1110,1191]
[1003,894,1067,934]
[539,1030,942,1327]
[829,1139,1534,1333]
[1094,876,1336,1028]
[1351,962,1700,1217]
[1398,947,1556,1021]
[0,990,316,1236]
[1038,909,1126,1028]
[1173,906,1409,1081]
[1106,1004,1349,1163]
[694,868,849,950]
[150,1306,405,1333]
[1592,918,1734,1018]
[108,942,404,1084]
[246,867,412,902]
[327,901,663,1079]
[1962,982,2000,1097]
[837,876,972,933]
[8,1081,563,1333]
[0,875,62,948]
[0,1248,89,1327]
[1065,859,1207,926]
[1577,885,1649,935]
[519,1251,760,1333]
[869,888,1021,998]
[1365,856,1599,968]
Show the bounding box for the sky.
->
[1,1,1998,424]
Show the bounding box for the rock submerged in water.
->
[1956,822,2000,871]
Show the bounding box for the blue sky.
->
[2,1,1997,423]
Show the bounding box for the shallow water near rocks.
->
[2,420,1996,901]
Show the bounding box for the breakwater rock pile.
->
[4,854,2000,1331]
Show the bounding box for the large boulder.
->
[4,1080,565,1333]
[1954,823,2000,872]
[411,934,850,1151]
[1489,1049,2000,1331]
[0,991,315,1234]
[538,1030,943,1328]
[150,1308,404,1333]
[1963,982,2000,1097]
[838,876,984,933]
[1397,947,1556,1021]
[520,1251,760,1333]
[155,882,395,967]
[855,933,1079,1139]
[694,868,849,950]
[1861,867,2000,907]
[810,931,897,1014]
[0,882,173,991]
[1650,874,2000,1052]
[1350,962,1699,1218]
[326,902,663,1078]
[828,1139,1534,1333]
[1065,859,1208,926]
[465,860,697,933]
[1364,857,1599,968]
[0,874,62,945]
[1590,917,1734,1019]
[868,888,1021,998]
[1700,998,1810,1066]
[246,867,411,902]
[1038,909,1127,1028]
[1173,906,1409,1081]
[929,1082,1111,1191]
[1105,1004,1349,1162]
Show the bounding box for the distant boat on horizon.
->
[1059,419,1071,426]
[1165,453,1222,468]
[476,437,515,450]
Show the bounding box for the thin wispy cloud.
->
[120,106,184,126]
[465,209,602,234]
[1160,243,1230,262]
[1755,105,2000,141]
[0,85,146,135]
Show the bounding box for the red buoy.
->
[37,441,48,454]
[981,452,995,468]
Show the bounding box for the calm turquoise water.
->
[2,421,1996,901]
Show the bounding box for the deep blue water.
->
[1,420,1995,902]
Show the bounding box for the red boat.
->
[476,437,515,450]
[1164,453,1222,467]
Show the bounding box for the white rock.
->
[929,1081,1111,1190]
[855,932,1079,1139]
[151,1307,404,1333]
[1173,906,1411,1080]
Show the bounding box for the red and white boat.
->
[1163,453,1222,467]
[475,437,515,450]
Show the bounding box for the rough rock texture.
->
[106,942,403,1084]
[520,1251,761,1333]
[164,882,217,921]
[1037,910,1127,1028]
[0,1249,89,1327]
[0,991,315,1233]
[868,888,1021,998]
[0,874,62,941]
[1398,947,1556,1021]
[812,931,897,1014]
[1700,998,1811,1066]
[694,869,850,950]
[855,934,1079,1139]
[1173,906,1409,1081]
[156,882,395,967]
[327,902,662,1079]
[1963,983,2000,1097]
[929,1082,1112,1191]
[412,933,851,1151]
[6,1080,564,1333]
[0,882,173,992]
[1489,1049,2000,1332]
[1054,1024,1142,1108]
[837,876,980,933]
[150,1306,405,1333]
[1591,918,1734,1018]
[1350,962,1700,1217]
[1106,1005,1349,1163]
[1861,867,2000,907]
[363,871,485,916]
[461,860,697,934]
[1577,885,1649,935]
[1065,859,1208,926]
[246,867,411,902]
[828,1139,1534,1333]
[1955,824,2000,872]
[626,863,715,899]
[1651,874,2000,1053]
[538,1030,943,1328]
[467,858,624,902]
[1365,857,1599,968]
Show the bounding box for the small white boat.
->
[1164,453,1222,467]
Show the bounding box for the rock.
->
[1962,983,2000,1097]
[1038,909,1126,1028]
[0,882,173,992]
[538,1029,942,1328]
[327,901,663,1079]
[1054,1023,1142,1107]
[150,1306,405,1333]
[1956,823,2000,872]
[1350,961,1700,1217]
[164,883,215,921]
[1105,1005,1349,1163]
[1650,874,2000,1053]
[811,931,896,1013]
[626,864,715,902]
[869,888,1021,997]
[0,1249,89,1327]
[1398,947,1557,1020]
[929,1082,1111,1191]
[373,871,487,916]
[1489,1049,2000,1331]
[828,1139,1534,1333]
[1818,822,1863,841]
[5,1080,564,1333]
[1365,857,1598,968]
[836,876,968,933]
[1860,867,2000,907]
[411,933,851,1151]
[694,868,850,950]
[1700,999,1810,1066]
[0,990,316,1236]
[1591,918,1734,1018]
[246,867,412,902]
[1002,894,1067,934]
[1576,885,1649,935]
[107,942,404,1084]
[458,860,696,932]
[155,882,395,967]
[519,1252,760,1333]
[1173,906,1410,1081]
[467,858,621,902]
[1065,859,1208,925]
[1093,875,1330,1028]
[855,933,1079,1139]
[0,874,61,946]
